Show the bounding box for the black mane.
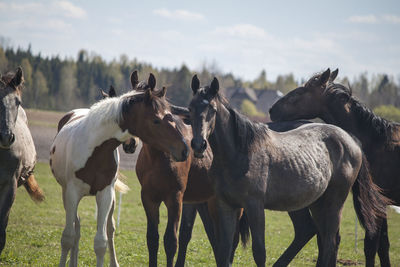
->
[219,94,267,151]
[325,83,396,142]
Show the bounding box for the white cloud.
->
[0,1,86,20]
[348,14,400,24]
[348,15,378,24]
[54,1,87,19]
[153,8,204,21]
[382,14,400,24]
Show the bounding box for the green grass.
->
[1,162,399,266]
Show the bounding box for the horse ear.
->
[148,73,156,90]
[329,68,339,83]
[319,68,330,85]
[130,70,139,90]
[10,66,23,88]
[108,85,116,97]
[208,77,219,97]
[191,74,200,94]
[159,86,167,98]
[100,89,109,99]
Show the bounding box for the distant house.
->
[255,89,283,114]
[225,86,283,116]
[226,87,258,110]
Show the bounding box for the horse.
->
[178,120,316,267]
[270,68,399,267]
[121,74,249,267]
[50,71,189,267]
[188,75,388,267]
[0,67,45,255]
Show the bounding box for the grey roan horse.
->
[188,75,388,266]
[0,67,44,254]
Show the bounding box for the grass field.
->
[0,163,399,266]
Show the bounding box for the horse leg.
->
[215,198,240,267]
[245,198,266,267]
[229,209,244,265]
[310,195,343,267]
[175,203,198,267]
[60,185,81,267]
[106,192,119,267]
[273,208,317,267]
[377,218,390,267]
[95,185,114,267]
[197,202,217,257]
[164,192,183,267]
[141,191,161,267]
[0,177,17,255]
[69,214,81,267]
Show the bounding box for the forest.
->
[1,45,400,121]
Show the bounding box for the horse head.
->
[119,71,189,162]
[188,75,219,158]
[269,68,338,122]
[0,67,24,149]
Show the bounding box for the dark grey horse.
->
[0,67,44,254]
[270,68,398,266]
[188,75,388,267]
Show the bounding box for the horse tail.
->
[114,171,129,193]
[23,174,45,203]
[239,209,250,248]
[352,154,391,235]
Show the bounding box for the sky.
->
[0,0,399,82]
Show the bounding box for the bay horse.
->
[188,75,388,267]
[50,71,189,267]
[127,74,249,267]
[270,68,398,267]
[0,67,44,255]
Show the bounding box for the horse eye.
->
[153,119,161,124]
[15,98,21,106]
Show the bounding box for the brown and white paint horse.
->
[50,71,189,267]
[0,67,44,255]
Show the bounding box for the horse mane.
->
[86,89,170,130]
[325,83,395,142]
[216,93,267,151]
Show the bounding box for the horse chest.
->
[75,138,120,195]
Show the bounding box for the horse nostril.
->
[9,133,15,144]
[201,140,207,150]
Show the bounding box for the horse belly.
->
[264,154,332,211]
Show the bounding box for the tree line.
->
[1,45,400,121]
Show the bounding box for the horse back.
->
[57,109,88,133]
[264,123,362,210]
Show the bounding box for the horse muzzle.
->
[0,131,15,149]
[269,106,280,122]
[171,140,189,162]
[190,138,207,158]
[122,139,138,154]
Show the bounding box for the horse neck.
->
[82,99,130,148]
[322,98,378,147]
[210,100,264,162]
